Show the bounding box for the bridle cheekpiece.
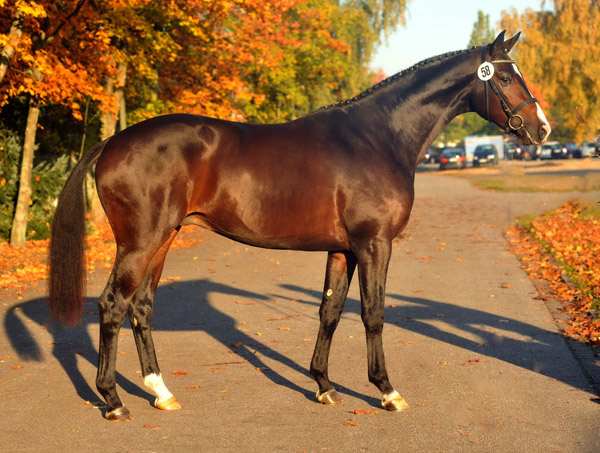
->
[479,47,538,141]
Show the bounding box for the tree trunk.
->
[100,61,127,138]
[0,12,23,84]
[90,62,128,224]
[100,75,116,139]
[10,98,40,247]
[119,93,127,131]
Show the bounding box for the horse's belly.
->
[182,210,349,252]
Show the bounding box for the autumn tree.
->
[501,0,600,142]
[124,0,408,123]
[0,0,113,246]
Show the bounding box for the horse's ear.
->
[490,30,506,55]
[503,31,521,54]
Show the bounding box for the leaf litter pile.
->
[507,200,600,345]
[0,221,203,299]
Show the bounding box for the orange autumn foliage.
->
[0,221,203,298]
[507,200,600,345]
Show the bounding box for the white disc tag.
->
[477,62,494,81]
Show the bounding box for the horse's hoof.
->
[316,388,343,405]
[105,406,133,421]
[382,391,409,412]
[155,396,182,411]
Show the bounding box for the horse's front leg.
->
[356,238,409,411]
[310,251,357,404]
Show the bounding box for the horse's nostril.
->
[539,124,550,143]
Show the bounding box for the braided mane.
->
[320,47,479,110]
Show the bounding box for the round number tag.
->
[477,62,494,81]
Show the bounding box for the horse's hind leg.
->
[129,230,181,411]
[96,241,173,421]
[310,251,356,404]
[96,253,141,421]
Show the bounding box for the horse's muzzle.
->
[538,123,551,144]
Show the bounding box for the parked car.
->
[421,147,442,164]
[554,143,581,159]
[439,147,466,170]
[507,144,537,160]
[582,141,600,158]
[540,142,560,160]
[472,144,498,167]
[528,145,542,160]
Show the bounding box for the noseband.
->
[480,48,538,140]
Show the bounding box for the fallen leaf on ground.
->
[507,200,600,346]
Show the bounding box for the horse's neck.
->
[350,52,477,169]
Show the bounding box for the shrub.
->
[0,128,69,241]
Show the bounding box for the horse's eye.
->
[500,76,512,86]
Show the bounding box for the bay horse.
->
[49,31,550,421]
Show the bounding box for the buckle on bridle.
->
[507,114,524,131]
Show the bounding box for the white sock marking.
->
[382,390,401,405]
[144,373,174,403]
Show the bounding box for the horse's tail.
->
[48,139,108,325]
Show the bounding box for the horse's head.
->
[472,31,551,145]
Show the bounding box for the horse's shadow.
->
[4,279,382,410]
[278,284,599,398]
[5,277,598,414]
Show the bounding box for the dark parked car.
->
[439,148,466,170]
[507,144,537,160]
[421,147,442,164]
[472,144,499,167]
[540,142,561,160]
[555,143,582,159]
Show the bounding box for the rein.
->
[480,48,538,141]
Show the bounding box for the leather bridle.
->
[480,48,538,142]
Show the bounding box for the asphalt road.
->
[1,172,599,452]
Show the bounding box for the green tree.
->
[469,10,495,47]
